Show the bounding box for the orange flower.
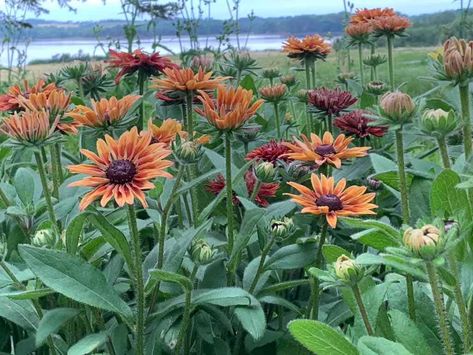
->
[345,22,372,43]
[67,95,140,128]
[0,80,57,112]
[0,110,59,145]
[259,84,288,103]
[152,67,227,93]
[443,37,473,82]
[282,34,331,61]
[349,8,396,25]
[286,174,377,228]
[145,118,183,146]
[283,132,369,168]
[195,86,264,131]
[372,15,411,36]
[68,127,173,210]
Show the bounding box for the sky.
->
[2,0,461,22]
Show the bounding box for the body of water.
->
[0,35,288,66]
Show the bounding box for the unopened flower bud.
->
[296,89,308,103]
[280,74,297,87]
[259,84,287,103]
[262,68,280,80]
[191,55,213,72]
[403,225,441,259]
[285,112,293,123]
[32,229,56,248]
[174,140,202,164]
[255,161,277,183]
[270,217,295,240]
[336,72,357,85]
[234,125,260,143]
[366,81,387,96]
[420,109,457,137]
[380,91,416,124]
[191,239,216,265]
[334,255,362,283]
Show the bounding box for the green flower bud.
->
[32,229,56,248]
[191,239,216,265]
[334,254,362,283]
[254,161,277,183]
[173,140,203,164]
[336,72,357,85]
[296,89,309,103]
[420,109,458,137]
[270,217,296,240]
[234,124,260,143]
[366,81,387,96]
[363,54,387,68]
[262,67,281,80]
[280,74,297,87]
[403,225,442,260]
[380,91,416,124]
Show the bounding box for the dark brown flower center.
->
[106,159,136,184]
[315,144,336,156]
[150,136,160,145]
[316,194,343,211]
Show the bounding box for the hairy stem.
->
[308,223,328,320]
[437,136,451,169]
[352,283,374,335]
[358,43,364,87]
[273,102,281,140]
[387,35,395,90]
[459,83,472,159]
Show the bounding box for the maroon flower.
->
[334,110,387,138]
[246,140,292,165]
[206,171,279,207]
[308,87,357,116]
[108,49,178,83]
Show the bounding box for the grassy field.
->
[18,46,436,96]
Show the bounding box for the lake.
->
[0,35,288,66]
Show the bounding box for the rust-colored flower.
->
[145,118,183,146]
[349,8,396,25]
[259,84,288,103]
[286,173,377,228]
[246,140,292,164]
[380,91,415,123]
[0,80,57,112]
[108,49,178,83]
[282,34,331,61]
[372,15,411,37]
[345,22,372,43]
[67,95,140,128]
[308,88,357,116]
[207,171,279,207]
[334,110,387,138]
[0,110,59,146]
[195,86,264,131]
[68,127,173,210]
[442,37,473,83]
[152,67,227,93]
[283,132,370,168]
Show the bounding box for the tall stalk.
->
[459,83,472,159]
[273,102,281,139]
[138,73,146,130]
[304,57,312,135]
[352,283,374,335]
[308,223,328,320]
[387,35,395,90]
[127,204,144,355]
[224,132,235,256]
[358,43,364,87]
[425,261,455,355]
[437,136,451,169]
[49,146,59,198]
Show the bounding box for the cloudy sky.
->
[11,0,461,21]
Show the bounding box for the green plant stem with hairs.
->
[53,143,64,183]
[175,266,197,355]
[394,128,416,321]
[352,283,374,335]
[273,102,282,139]
[447,251,472,350]
[310,60,317,88]
[138,73,146,130]
[249,234,276,293]
[304,57,312,135]
[308,222,328,320]
[250,179,262,202]
[358,43,364,87]
[425,261,455,355]
[387,35,395,90]
[127,204,144,355]
[459,83,472,159]
[185,91,200,226]
[49,145,60,198]
[370,44,376,81]
[437,136,451,169]
[225,132,235,264]
[34,148,59,232]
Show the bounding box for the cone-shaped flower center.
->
[316,194,343,211]
[106,159,137,184]
[315,144,336,156]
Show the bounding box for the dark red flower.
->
[334,110,387,138]
[206,171,279,207]
[246,140,292,164]
[308,88,357,116]
[108,49,178,83]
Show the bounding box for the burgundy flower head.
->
[206,171,279,207]
[246,140,292,164]
[334,110,387,138]
[308,87,357,116]
[108,49,178,83]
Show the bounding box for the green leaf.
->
[357,336,413,355]
[431,169,471,219]
[351,229,400,251]
[0,297,39,331]
[234,304,266,340]
[288,319,359,355]
[65,213,89,255]
[14,168,36,206]
[36,308,79,347]
[388,310,431,354]
[339,218,399,240]
[370,154,397,174]
[0,287,53,300]
[239,74,257,93]
[67,332,108,355]
[265,243,316,270]
[19,245,133,318]
[322,244,351,264]
[149,270,192,291]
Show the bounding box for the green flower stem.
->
[304,57,312,135]
[406,274,416,321]
[127,204,144,355]
[176,286,193,354]
[310,60,317,88]
[308,222,328,320]
[358,43,364,87]
[352,283,374,335]
[187,165,200,227]
[459,83,472,159]
[395,129,410,223]
[437,136,451,169]
[370,44,376,81]
[49,145,60,198]
[53,143,64,183]
[447,251,472,350]
[249,235,276,293]
[386,35,395,90]
[425,261,455,355]
[0,260,57,355]
[138,74,146,130]
[225,132,235,256]
[77,79,85,99]
[250,179,262,203]
[273,102,282,139]
[34,149,59,232]
[185,91,194,139]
